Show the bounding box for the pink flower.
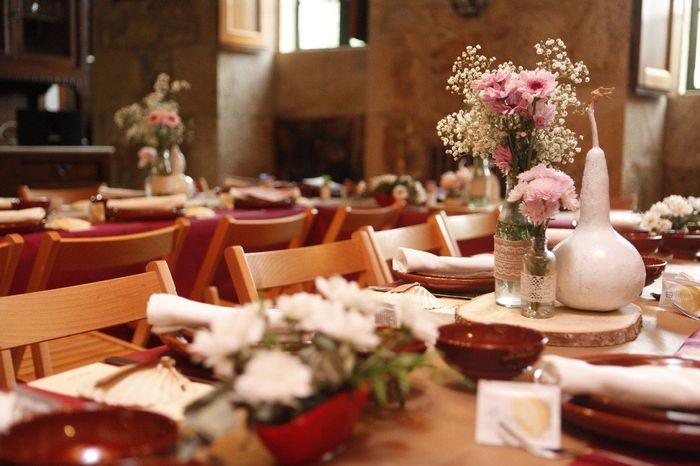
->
[137,146,157,168]
[507,164,579,224]
[494,146,512,175]
[501,80,534,116]
[145,110,180,127]
[518,69,558,99]
[474,67,515,113]
[532,100,556,128]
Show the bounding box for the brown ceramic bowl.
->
[642,256,667,287]
[436,322,547,380]
[661,231,700,260]
[0,408,178,466]
[621,231,662,256]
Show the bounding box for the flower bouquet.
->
[437,38,589,307]
[181,276,437,466]
[507,164,579,318]
[356,174,427,207]
[640,195,700,233]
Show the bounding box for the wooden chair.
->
[225,234,384,304]
[0,234,23,297]
[14,218,189,382]
[438,209,499,257]
[18,183,106,206]
[0,261,176,389]
[359,213,455,284]
[189,208,317,303]
[322,200,405,243]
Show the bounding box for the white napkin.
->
[0,198,17,209]
[147,294,239,334]
[546,228,573,247]
[0,207,45,224]
[609,210,644,231]
[230,186,291,203]
[45,216,92,232]
[539,355,700,409]
[184,206,216,219]
[98,186,146,199]
[106,194,187,211]
[392,248,494,277]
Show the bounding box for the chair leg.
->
[204,286,221,305]
[0,350,16,389]
[131,319,151,347]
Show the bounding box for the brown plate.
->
[0,218,46,234]
[393,270,494,293]
[105,207,184,221]
[560,354,700,453]
[235,196,294,209]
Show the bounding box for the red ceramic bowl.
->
[642,256,667,287]
[436,322,547,380]
[0,408,178,466]
[661,231,700,260]
[621,231,662,256]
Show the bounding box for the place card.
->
[475,380,561,449]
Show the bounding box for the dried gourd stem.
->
[587,87,615,149]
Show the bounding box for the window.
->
[687,0,700,90]
[279,0,367,53]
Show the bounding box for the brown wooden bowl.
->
[661,231,700,260]
[0,408,178,466]
[621,231,662,256]
[436,322,547,380]
[642,256,667,287]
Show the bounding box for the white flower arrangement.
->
[185,276,437,431]
[640,195,700,233]
[356,174,427,206]
[437,38,589,187]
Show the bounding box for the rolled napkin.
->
[609,210,644,231]
[184,206,216,219]
[392,248,494,277]
[0,207,45,224]
[45,216,92,232]
[0,197,17,210]
[539,354,700,409]
[98,185,146,199]
[147,294,238,334]
[106,194,187,211]
[230,186,292,203]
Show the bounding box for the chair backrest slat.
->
[322,201,405,243]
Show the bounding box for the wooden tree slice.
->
[455,293,642,347]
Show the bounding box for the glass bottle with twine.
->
[520,222,556,318]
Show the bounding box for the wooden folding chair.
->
[225,234,384,304]
[322,200,405,243]
[359,213,455,283]
[0,261,176,389]
[18,183,106,206]
[190,208,317,303]
[14,219,189,382]
[0,234,23,297]
[437,209,499,257]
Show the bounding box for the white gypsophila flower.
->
[368,174,397,191]
[392,297,439,345]
[189,302,266,376]
[276,292,328,324]
[234,350,312,406]
[663,195,694,218]
[312,303,379,350]
[392,184,409,200]
[315,275,382,316]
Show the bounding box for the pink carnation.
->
[532,100,556,128]
[146,110,180,128]
[494,146,512,175]
[518,69,558,99]
[507,164,579,224]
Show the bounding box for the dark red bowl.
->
[0,408,178,466]
[436,322,547,380]
[622,231,662,256]
[661,231,700,260]
[642,256,667,287]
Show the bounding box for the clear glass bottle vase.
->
[494,199,531,308]
[520,229,556,319]
[146,146,174,196]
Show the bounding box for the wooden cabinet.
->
[0,145,113,196]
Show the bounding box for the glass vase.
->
[494,198,531,308]
[520,230,556,319]
[146,146,174,196]
[469,157,492,207]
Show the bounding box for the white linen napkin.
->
[0,198,17,209]
[106,194,187,211]
[147,294,239,334]
[609,210,643,231]
[392,248,494,277]
[98,186,146,199]
[230,186,291,203]
[539,355,700,409]
[0,207,45,224]
[45,216,92,232]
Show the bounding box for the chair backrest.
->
[0,261,176,387]
[359,213,454,283]
[0,234,23,296]
[189,209,317,301]
[18,183,105,206]
[438,209,499,257]
[322,200,405,243]
[225,234,384,303]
